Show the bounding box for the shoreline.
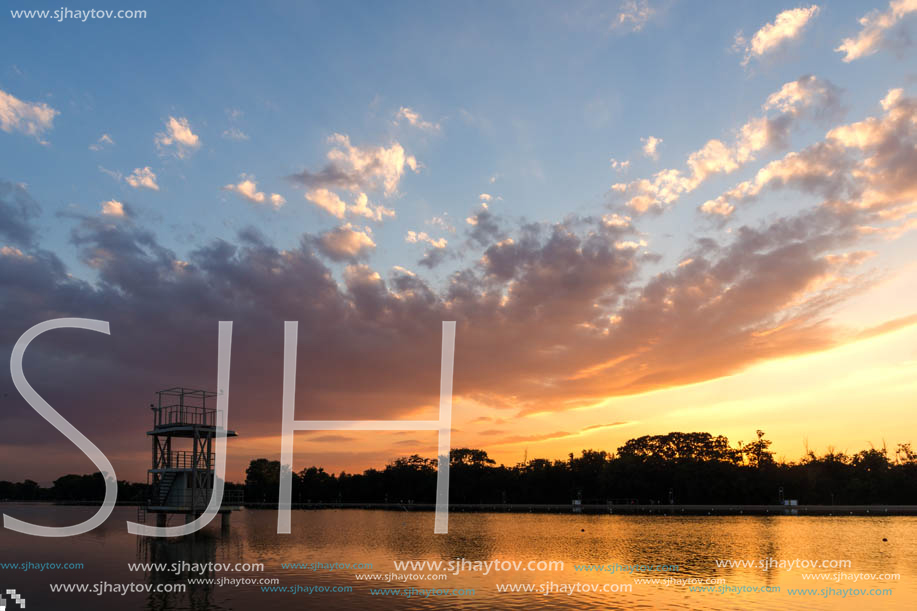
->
[6,501,917,516]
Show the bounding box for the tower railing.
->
[152,404,217,428]
[153,450,215,470]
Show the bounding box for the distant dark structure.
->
[137,388,242,530]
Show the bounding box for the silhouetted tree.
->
[7,432,917,506]
[741,430,775,468]
[617,432,741,463]
[244,458,281,503]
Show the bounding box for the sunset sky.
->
[1,0,916,484]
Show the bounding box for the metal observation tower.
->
[138,387,243,529]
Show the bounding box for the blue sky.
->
[2,1,917,479]
[4,0,911,279]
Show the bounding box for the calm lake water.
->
[0,504,914,610]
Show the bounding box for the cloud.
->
[223,176,285,208]
[290,134,414,227]
[700,87,917,221]
[0,151,912,479]
[698,198,736,217]
[428,214,456,234]
[0,88,58,143]
[0,245,29,259]
[306,189,394,221]
[349,192,394,221]
[395,106,440,132]
[0,181,40,247]
[313,223,376,261]
[736,5,820,66]
[305,188,347,217]
[641,136,662,160]
[98,166,122,182]
[763,75,840,115]
[405,231,447,249]
[89,133,114,151]
[418,247,451,269]
[613,75,841,213]
[836,0,917,62]
[222,127,249,141]
[412,221,456,269]
[610,158,630,172]
[489,421,632,445]
[155,116,200,158]
[222,108,248,140]
[125,167,159,191]
[310,434,356,443]
[289,133,418,197]
[100,200,125,217]
[465,208,504,246]
[614,0,654,32]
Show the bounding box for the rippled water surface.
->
[1,504,914,609]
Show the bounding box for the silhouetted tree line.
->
[0,473,148,503]
[4,432,917,505]
[242,432,917,506]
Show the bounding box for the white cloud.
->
[614,239,648,250]
[222,108,248,140]
[615,0,654,32]
[610,158,631,172]
[763,75,832,114]
[836,0,917,62]
[737,5,820,66]
[700,87,917,220]
[290,134,419,208]
[699,198,735,217]
[306,188,393,221]
[98,166,123,181]
[329,133,418,196]
[428,214,457,233]
[316,223,376,260]
[305,188,347,218]
[224,175,284,208]
[349,192,394,221]
[395,106,440,131]
[613,76,839,213]
[392,265,416,277]
[641,136,662,160]
[155,116,200,158]
[89,133,114,151]
[405,230,447,249]
[100,200,125,217]
[125,167,159,191]
[602,213,632,228]
[0,88,59,142]
[222,127,249,141]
